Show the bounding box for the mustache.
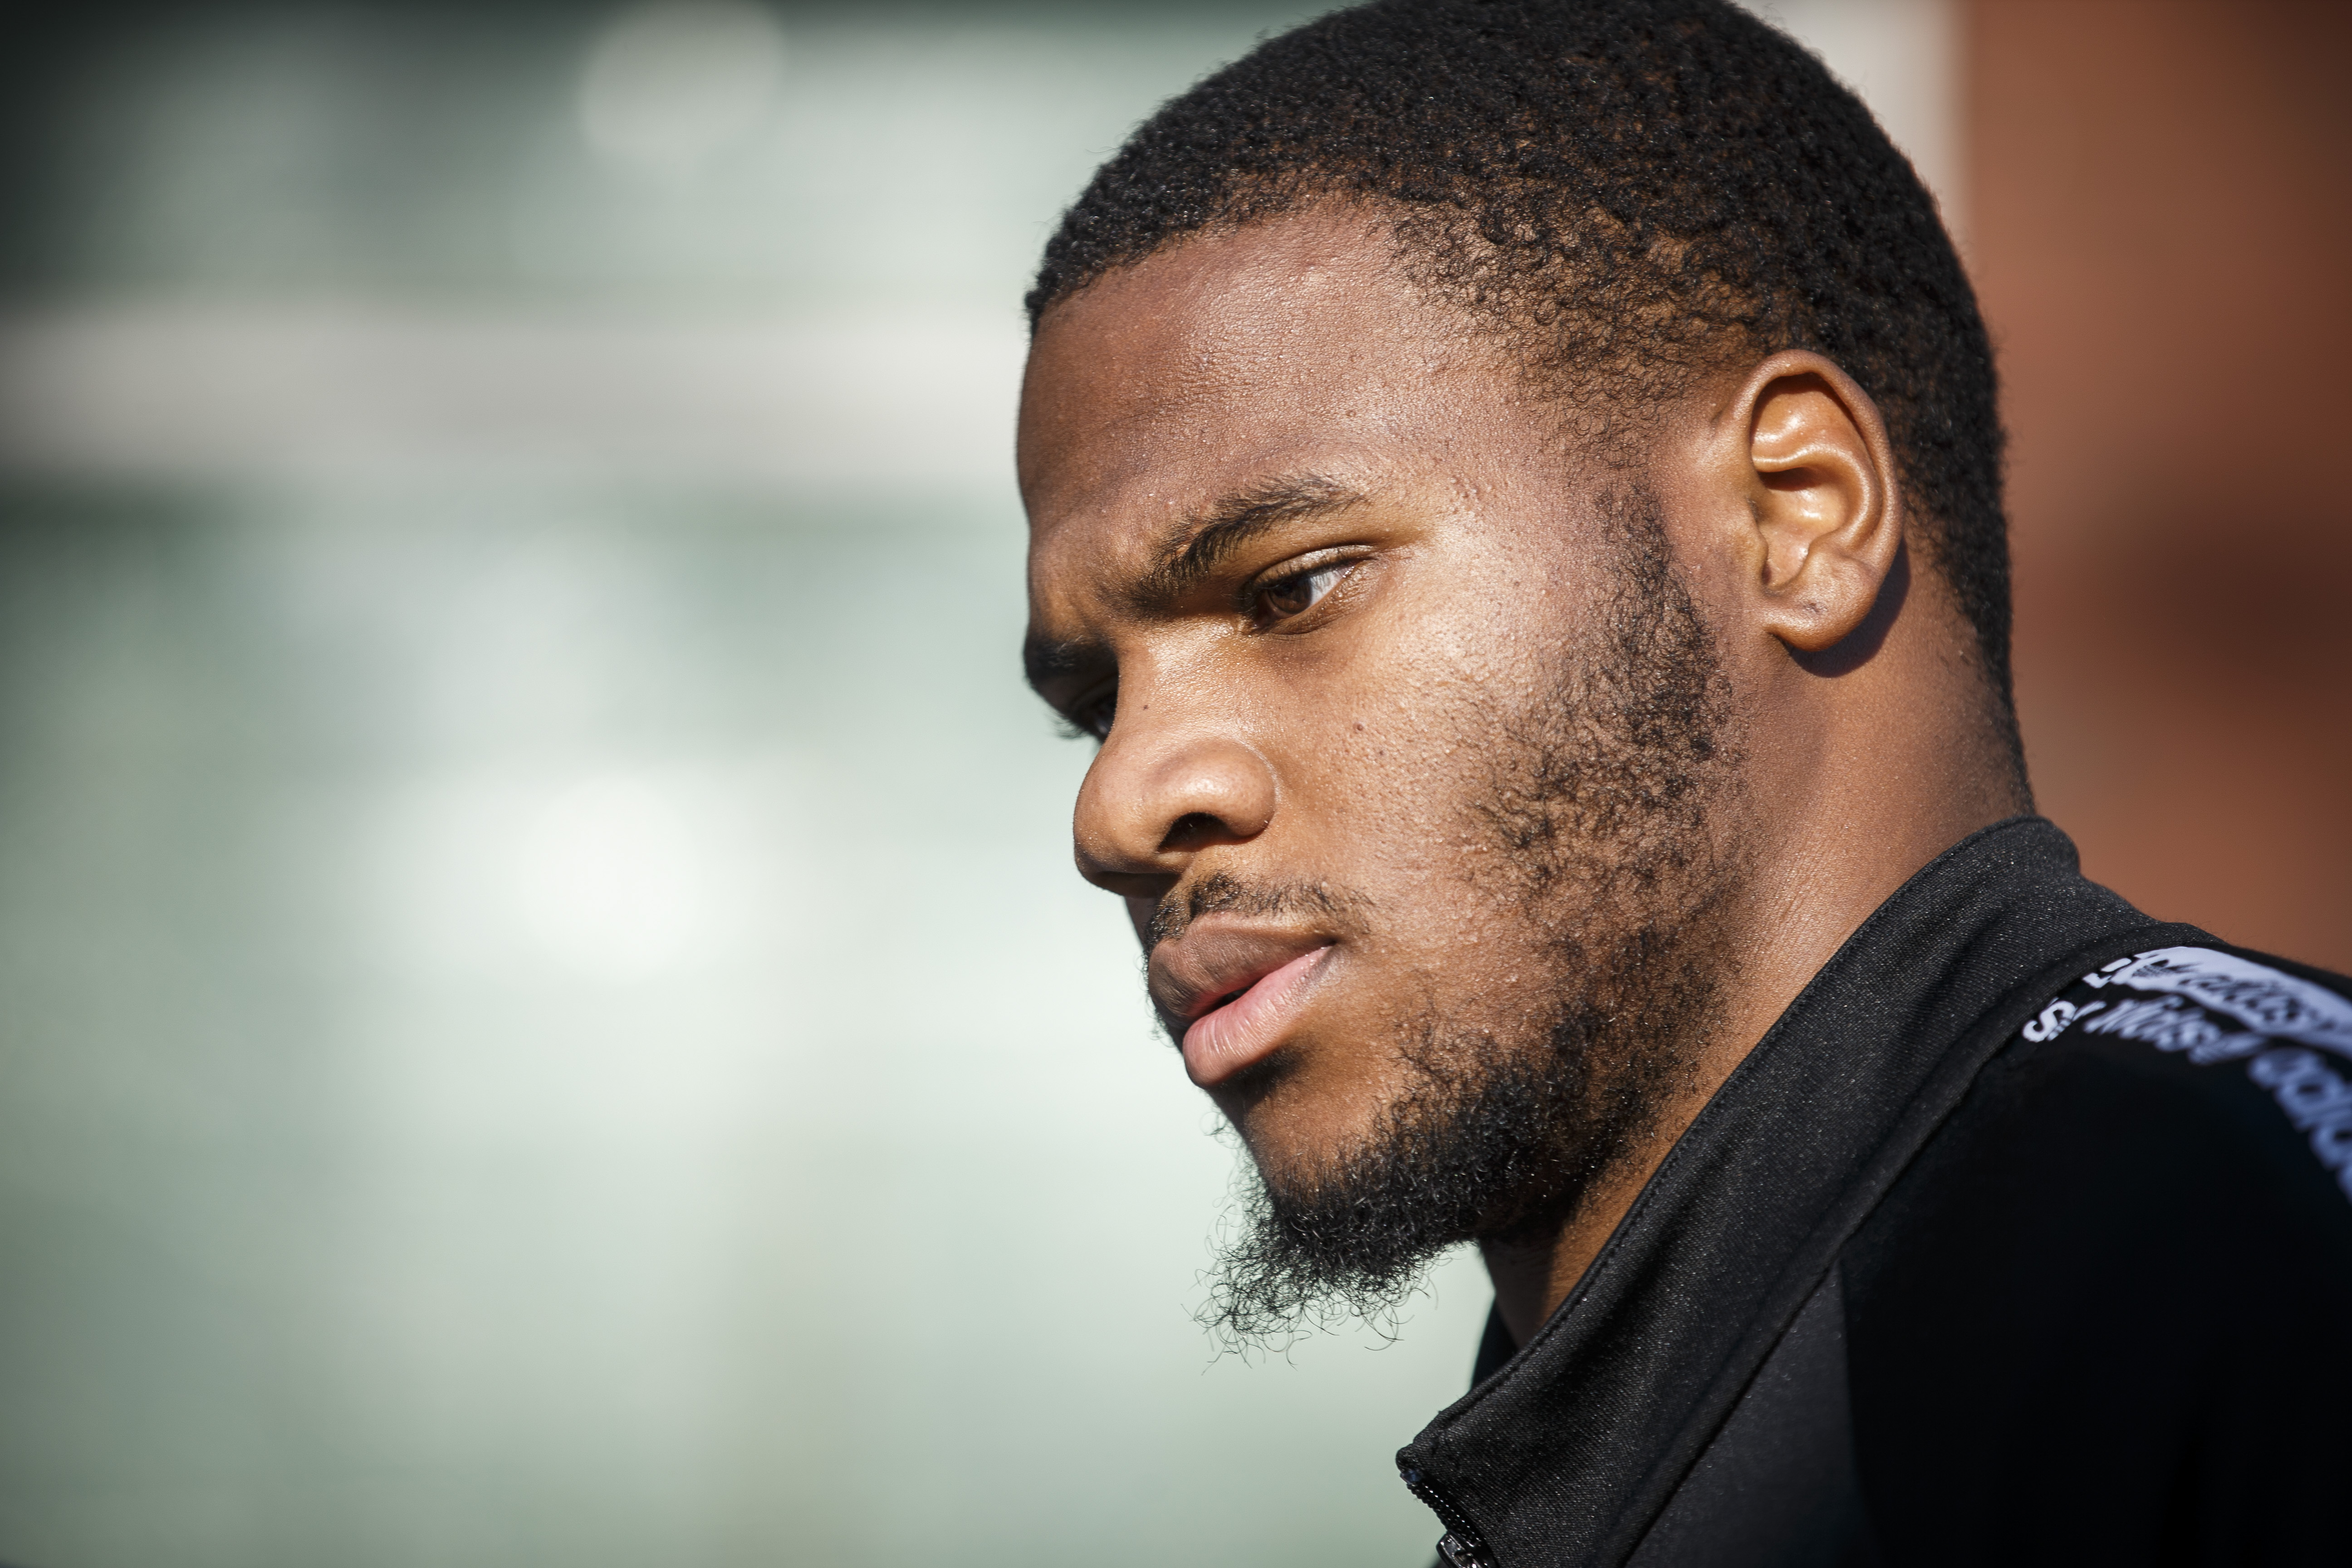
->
[1147,870,1374,949]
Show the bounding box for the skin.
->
[1019,206,2029,1346]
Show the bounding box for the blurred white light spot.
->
[518,777,705,978]
[577,1,785,178]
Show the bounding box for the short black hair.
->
[1029,0,2017,733]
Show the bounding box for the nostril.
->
[1160,811,1227,853]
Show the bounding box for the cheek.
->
[1274,620,1550,893]
[1259,645,1589,1029]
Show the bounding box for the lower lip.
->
[1181,946,1332,1086]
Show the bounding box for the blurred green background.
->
[0,3,1949,1564]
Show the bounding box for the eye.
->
[1254,563,1347,622]
[1059,689,1116,742]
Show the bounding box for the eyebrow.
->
[1022,473,1370,699]
[1128,474,1367,611]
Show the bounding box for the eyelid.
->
[1238,544,1373,606]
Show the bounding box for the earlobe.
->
[1732,352,1903,655]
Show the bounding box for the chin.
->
[1215,1047,1393,1193]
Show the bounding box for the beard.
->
[1196,480,1746,1344]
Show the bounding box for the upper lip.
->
[1149,920,1334,1025]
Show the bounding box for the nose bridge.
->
[1073,663,1277,890]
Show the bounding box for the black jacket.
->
[1397,817,2352,1567]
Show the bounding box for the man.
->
[1016,1,2352,1563]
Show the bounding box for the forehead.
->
[1017,209,1513,593]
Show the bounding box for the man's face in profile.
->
[1019,208,1754,1332]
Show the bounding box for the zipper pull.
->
[1436,1532,1485,1567]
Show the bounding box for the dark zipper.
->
[1401,1463,1493,1568]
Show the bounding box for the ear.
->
[1724,351,1904,653]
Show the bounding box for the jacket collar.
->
[1396,817,2186,1567]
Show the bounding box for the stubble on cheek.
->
[1468,480,1748,1165]
[1338,479,1748,1213]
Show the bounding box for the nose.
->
[1073,725,1278,897]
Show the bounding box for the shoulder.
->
[1857,941,2352,1275]
[1847,940,2352,1322]
[1839,944,2352,1562]
[2017,942,2352,1208]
